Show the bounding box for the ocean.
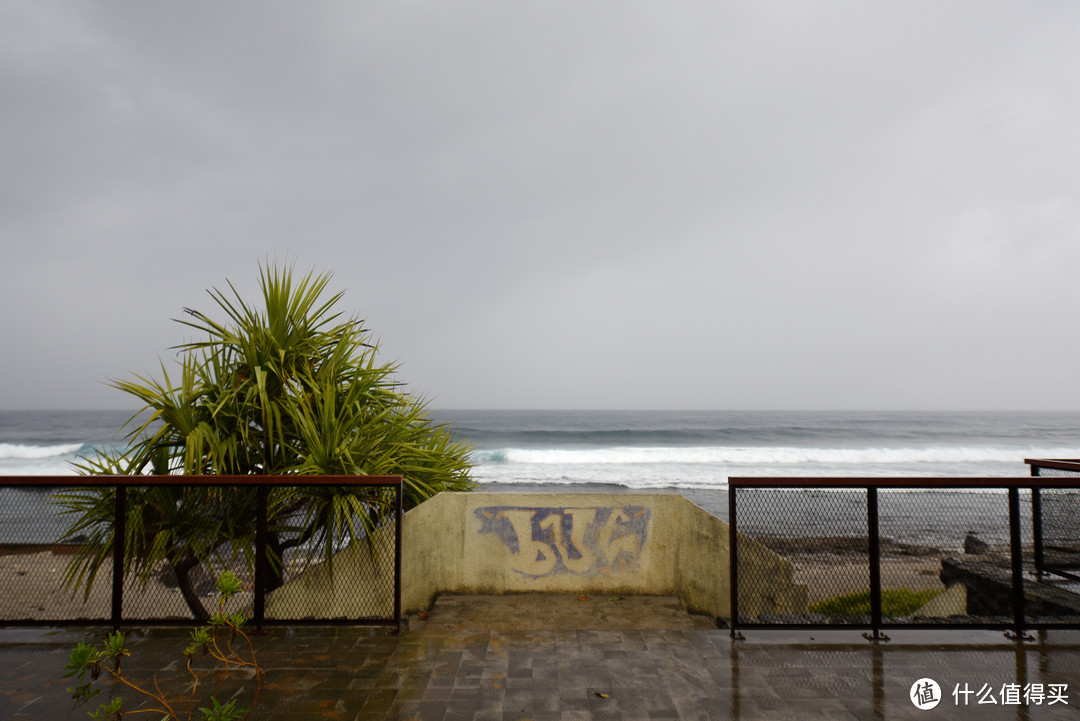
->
[2,409,1078,545]
[439,409,1080,545]
[442,409,1080,486]
[5,409,1078,482]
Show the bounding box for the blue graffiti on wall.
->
[474,506,650,577]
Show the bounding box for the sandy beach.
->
[0,547,252,622]
[0,540,950,622]
[756,536,947,603]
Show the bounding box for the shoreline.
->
[0,541,951,621]
[1,483,1015,619]
[755,536,947,603]
[0,548,254,622]
[478,482,1016,551]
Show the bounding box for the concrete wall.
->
[264,523,397,620]
[267,492,807,622]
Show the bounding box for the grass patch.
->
[809,588,944,617]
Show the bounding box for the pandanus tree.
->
[58,264,473,619]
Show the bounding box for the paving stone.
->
[4,600,1080,719]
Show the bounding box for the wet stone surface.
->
[3,597,1080,720]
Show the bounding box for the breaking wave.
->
[471,445,1076,467]
[0,442,85,460]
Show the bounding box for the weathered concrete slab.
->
[268,492,808,623]
[416,593,717,631]
[941,556,1080,618]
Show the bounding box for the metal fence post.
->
[394,480,403,634]
[254,484,267,631]
[1032,488,1045,578]
[1030,465,1046,578]
[111,484,126,629]
[1008,487,1026,637]
[867,486,884,640]
[729,484,740,638]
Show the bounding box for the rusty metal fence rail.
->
[729,477,1080,640]
[0,475,402,631]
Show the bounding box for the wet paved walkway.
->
[4,595,1080,720]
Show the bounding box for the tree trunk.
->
[173,559,211,620]
[266,533,286,592]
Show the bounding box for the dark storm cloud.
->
[2,2,1079,410]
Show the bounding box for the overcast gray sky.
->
[3,2,1080,411]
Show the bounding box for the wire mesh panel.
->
[112,484,258,623]
[1028,459,1080,478]
[0,485,112,623]
[264,500,400,623]
[1033,468,1080,477]
[0,476,401,629]
[1028,488,1080,627]
[1026,462,1080,625]
[877,489,1015,627]
[1036,488,1080,574]
[733,486,869,627]
[730,478,1080,636]
[121,562,241,622]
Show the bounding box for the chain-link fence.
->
[1028,460,1080,588]
[0,476,401,631]
[729,478,1080,638]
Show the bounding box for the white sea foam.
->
[0,443,83,460]
[471,445,1079,466]
[0,443,87,476]
[468,443,1072,491]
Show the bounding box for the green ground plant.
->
[809,588,944,617]
[64,572,262,721]
[56,263,474,618]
